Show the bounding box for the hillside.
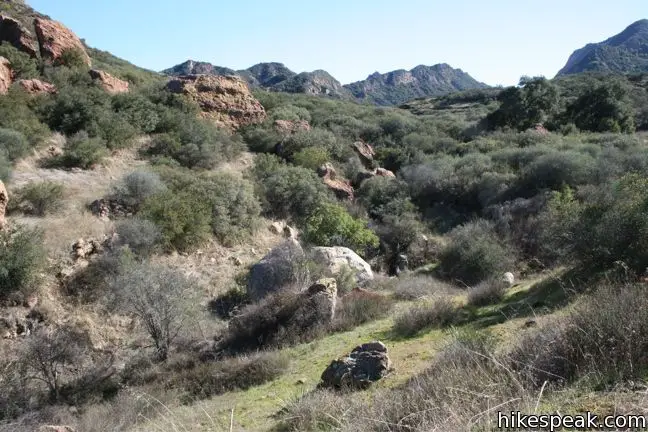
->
[162,60,486,105]
[344,63,488,106]
[557,19,648,76]
[2,3,648,432]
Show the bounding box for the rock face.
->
[247,239,305,301]
[353,141,376,169]
[34,17,91,66]
[18,78,56,94]
[166,74,266,130]
[0,14,38,57]
[320,341,392,389]
[274,119,311,136]
[0,56,11,94]
[306,278,338,321]
[0,180,8,230]
[311,246,374,285]
[89,69,129,94]
[317,163,354,200]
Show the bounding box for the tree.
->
[110,263,190,361]
[565,79,635,133]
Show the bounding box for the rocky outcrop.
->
[374,167,395,178]
[247,239,305,301]
[353,141,376,169]
[18,78,56,94]
[274,119,311,136]
[0,14,38,57]
[71,237,105,262]
[311,246,374,285]
[306,278,338,321]
[89,69,129,94]
[34,17,91,66]
[0,56,11,94]
[268,221,298,239]
[166,74,266,130]
[317,163,354,200]
[319,341,392,389]
[0,180,8,230]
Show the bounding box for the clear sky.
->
[28,0,647,87]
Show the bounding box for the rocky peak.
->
[34,17,91,66]
[166,74,266,130]
[162,59,237,77]
[246,62,296,87]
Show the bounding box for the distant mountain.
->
[343,64,488,106]
[557,19,648,76]
[161,60,487,104]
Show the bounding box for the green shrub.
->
[57,131,108,169]
[357,176,414,221]
[95,112,138,149]
[0,225,46,299]
[111,92,160,133]
[437,220,515,285]
[466,279,507,307]
[112,170,167,211]
[0,42,39,79]
[302,202,379,255]
[0,88,50,145]
[43,86,111,136]
[392,296,461,337]
[0,152,10,182]
[292,147,330,170]
[54,48,89,69]
[13,181,65,216]
[0,128,30,162]
[114,218,162,257]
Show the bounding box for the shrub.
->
[0,152,10,182]
[53,48,88,69]
[43,86,110,136]
[56,131,108,169]
[112,170,167,211]
[114,218,162,257]
[0,225,46,299]
[95,112,139,149]
[466,279,507,307]
[517,151,595,195]
[169,351,289,402]
[0,88,50,145]
[13,181,65,216]
[392,296,460,337]
[110,263,191,361]
[357,176,415,221]
[331,290,394,332]
[301,203,379,255]
[391,275,456,301]
[111,92,160,133]
[140,190,212,252]
[0,128,30,161]
[292,146,330,170]
[437,220,515,285]
[208,285,250,319]
[0,42,39,79]
[63,248,133,302]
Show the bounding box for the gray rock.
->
[319,340,392,389]
[247,239,306,301]
[311,246,373,285]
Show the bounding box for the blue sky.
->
[29,0,646,86]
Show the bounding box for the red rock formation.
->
[34,17,91,66]
[166,74,266,130]
[0,56,11,94]
[18,78,56,94]
[318,163,354,200]
[353,141,376,169]
[89,69,129,94]
[0,14,38,57]
[274,119,311,135]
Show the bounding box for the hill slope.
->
[557,19,648,76]
[344,63,488,106]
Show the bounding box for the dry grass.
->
[392,296,462,337]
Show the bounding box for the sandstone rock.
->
[34,17,91,66]
[0,56,11,95]
[502,272,515,287]
[374,167,395,178]
[247,239,305,301]
[273,119,311,135]
[0,180,8,230]
[306,278,338,321]
[166,74,266,130]
[319,341,392,389]
[283,225,298,239]
[89,69,129,94]
[18,78,56,94]
[0,14,38,57]
[317,163,354,200]
[311,246,374,285]
[269,221,285,235]
[353,141,376,169]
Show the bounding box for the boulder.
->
[34,17,91,66]
[353,141,376,169]
[0,180,8,230]
[319,341,392,389]
[374,167,395,178]
[0,56,11,95]
[166,74,266,130]
[88,198,130,219]
[18,78,57,94]
[247,239,305,301]
[89,69,129,94]
[0,14,38,57]
[305,278,338,321]
[274,119,311,135]
[317,163,354,200]
[311,246,374,285]
[502,272,515,287]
